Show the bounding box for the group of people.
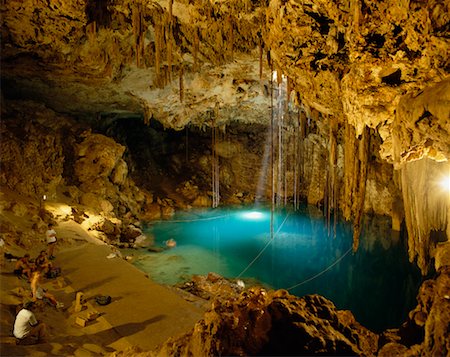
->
[12,223,62,345]
[14,250,53,281]
[13,223,58,281]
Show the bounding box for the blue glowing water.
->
[135,205,422,332]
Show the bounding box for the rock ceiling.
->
[1,0,449,163]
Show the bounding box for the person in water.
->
[165,238,176,248]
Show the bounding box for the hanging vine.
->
[211,125,220,208]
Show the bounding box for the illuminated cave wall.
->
[1,0,449,273]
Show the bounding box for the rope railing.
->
[147,213,231,224]
[236,212,291,279]
[148,210,353,292]
[286,246,353,291]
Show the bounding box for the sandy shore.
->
[0,220,204,356]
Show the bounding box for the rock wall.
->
[1,0,449,269]
[0,100,156,244]
[0,102,66,200]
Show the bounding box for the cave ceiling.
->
[1,0,449,163]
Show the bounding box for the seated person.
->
[13,300,47,344]
[14,254,34,280]
[35,251,52,276]
[30,270,60,308]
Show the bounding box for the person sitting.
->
[13,300,47,344]
[13,254,34,280]
[30,270,61,308]
[35,251,52,276]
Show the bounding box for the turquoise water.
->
[134,205,422,333]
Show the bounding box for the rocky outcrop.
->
[0,102,66,200]
[109,269,449,357]
[379,267,450,357]
[153,287,378,356]
[0,101,167,246]
[265,0,449,162]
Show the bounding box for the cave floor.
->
[0,220,203,356]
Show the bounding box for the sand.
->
[0,220,204,356]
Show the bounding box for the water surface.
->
[134,205,422,332]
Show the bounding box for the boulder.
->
[111,159,128,186]
[154,288,378,357]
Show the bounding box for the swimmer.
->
[165,239,177,248]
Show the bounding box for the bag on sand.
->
[95,295,111,306]
[46,267,61,279]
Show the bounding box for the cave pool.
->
[132,205,422,333]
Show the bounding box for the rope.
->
[148,213,231,224]
[150,210,351,291]
[236,212,290,279]
[286,246,353,291]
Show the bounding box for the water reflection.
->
[138,206,421,333]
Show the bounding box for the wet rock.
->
[378,267,450,356]
[154,288,378,357]
[97,219,121,241]
[120,224,142,243]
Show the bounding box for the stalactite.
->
[400,158,450,274]
[259,35,263,80]
[179,64,184,102]
[352,126,369,251]
[154,23,162,79]
[327,116,338,237]
[227,14,234,60]
[276,68,282,85]
[293,107,307,210]
[193,27,199,72]
[342,123,369,250]
[167,0,173,81]
[86,21,96,43]
[287,77,292,103]
[352,0,361,34]
[205,0,211,22]
[342,123,357,221]
[132,3,144,67]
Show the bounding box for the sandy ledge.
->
[0,220,204,356]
